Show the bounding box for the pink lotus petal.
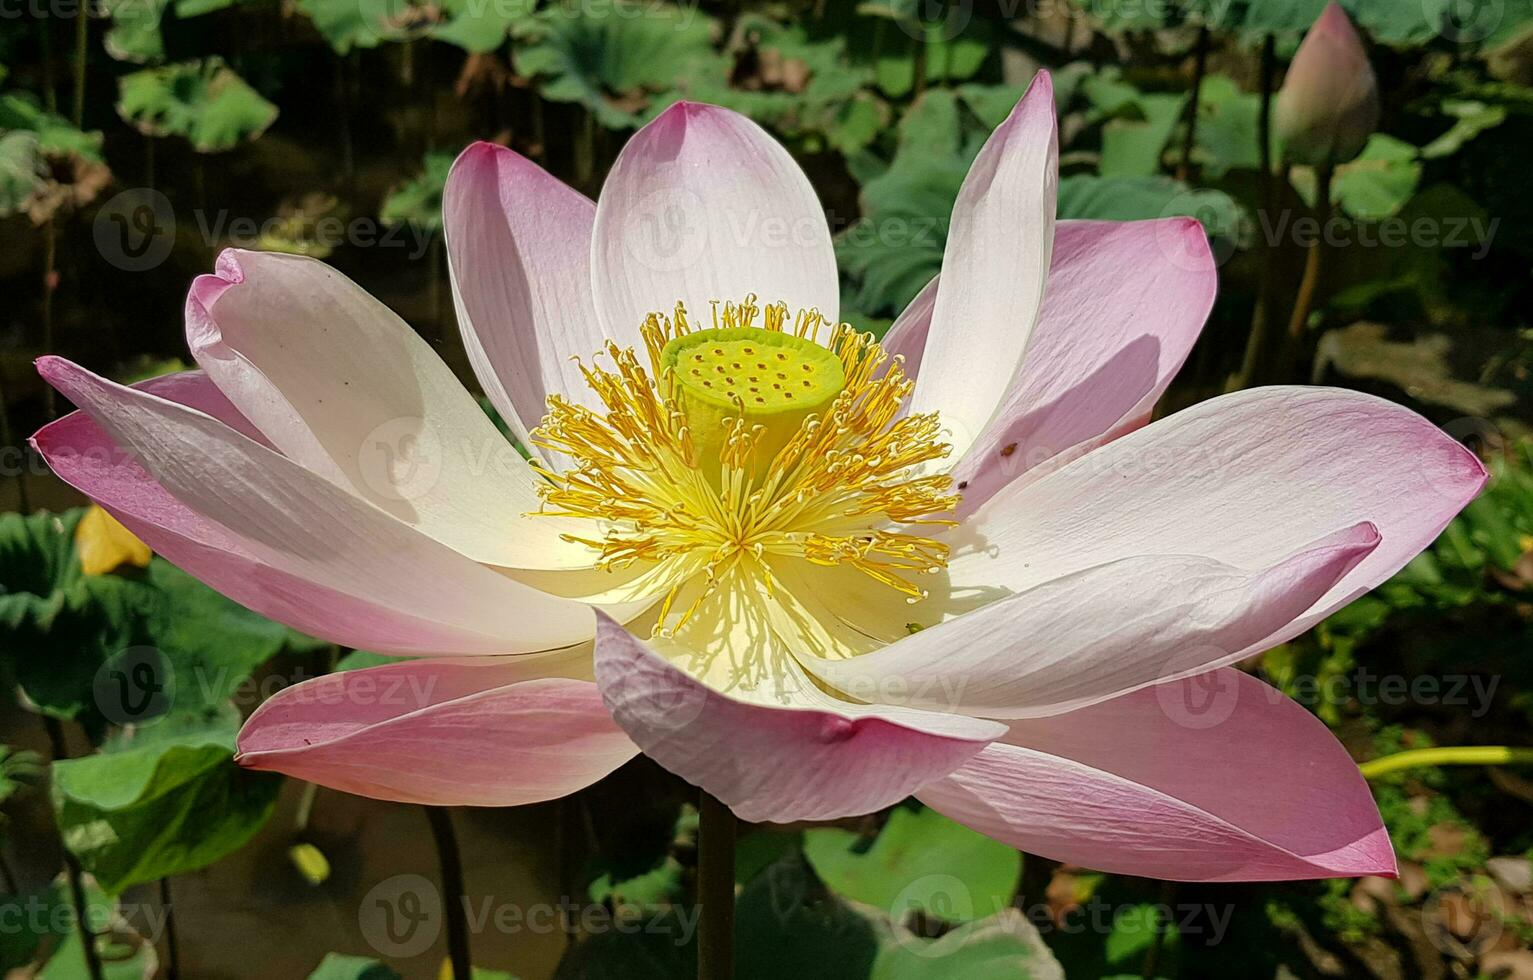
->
[443,142,609,465]
[907,72,1058,458]
[951,218,1217,513]
[237,655,637,806]
[36,356,596,654]
[592,613,1002,823]
[948,387,1487,648]
[37,388,528,654]
[589,101,838,340]
[880,275,937,376]
[128,370,272,445]
[802,523,1377,719]
[919,669,1395,881]
[185,248,590,570]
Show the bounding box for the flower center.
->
[661,327,844,474]
[530,295,957,643]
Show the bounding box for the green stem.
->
[44,718,105,980]
[37,17,57,114]
[71,0,88,129]
[0,369,33,513]
[424,807,472,980]
[1281,164,1332,379]
[1360,746,1533,780]
[1012,851,1053,912]
[0,851,18,893]
[1176,24,1210,181]
[910,27,928,101]
[159,878,181,980]
[294,782,319,833]
[574,107,596,190]
[1230,33,1278,392]
[41,217,58,419]
[1141,881,1176,980]
[696,791,736,980]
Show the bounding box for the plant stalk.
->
[44,718,105,980]
[1176,24,1210,181]
[1360,746,1533,780]
[1229,33,1278,392]
[0,851,19,893]
[71,0,88,128]
[41,218,58,418]
[0,369,33,513]
[424,806,472,980]
[159,878,181,980]
[1282,163,1333,381]
[696,791,736,980]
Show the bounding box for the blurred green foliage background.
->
[4,0,1533,977]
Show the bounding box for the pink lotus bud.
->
[1275,3,1380,168]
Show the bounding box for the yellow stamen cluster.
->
[531,296,957,637]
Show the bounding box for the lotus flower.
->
[33,72,1483,882]
[1276,2,1380,169]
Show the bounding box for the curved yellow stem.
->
[1359,746,1533,780]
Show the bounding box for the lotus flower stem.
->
[41,218,58,419]
[696,791,736,980]
[0,373,32,512]
[423,806,473,980]
[43,717,105,980]
[1176,24,1210,181]
[70,0,86,128]
[911,32,928,100]
[0,853,17,894]
[36,18,57,114]
[1285,164,1332,363]
[294,781,319,833]
[159,878,182,980]
[1141,881,1177,980]
[1359,746,1533,779]
[1230,33,1280,393]
[1258,34,1275,179]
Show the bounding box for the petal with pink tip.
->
[880,275,937,376]
[185,248,591,570]
[951,218,1217,513]
[589,101,838,339]
[907,72,1057,457]
[125,370,272,445]
[802,523,1377,719]
[36,357,597,654]
[34,372,545,654]
[444,142,610,464]
[236,653,637,805]
[946,387,1486,645]
[918,669,1395,881]
[592,613,1002,823]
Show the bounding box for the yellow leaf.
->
[75,505,151,576]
